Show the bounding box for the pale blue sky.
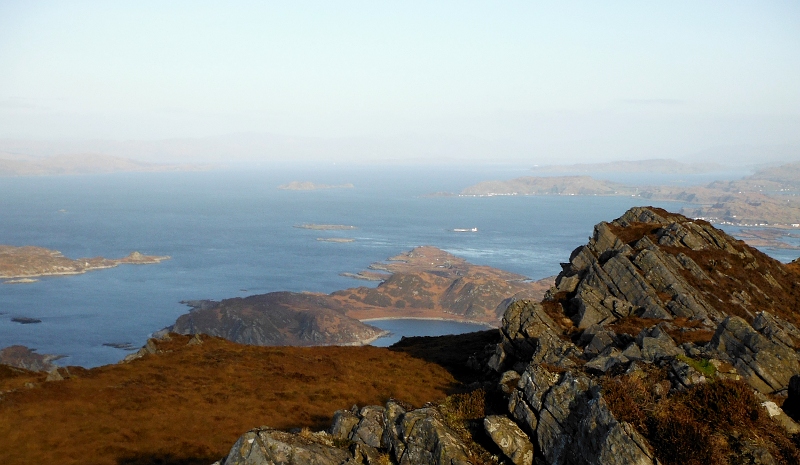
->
[0,1,798,163]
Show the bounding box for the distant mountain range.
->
[0,153,208,176]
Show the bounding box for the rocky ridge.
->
[217,207,800,465]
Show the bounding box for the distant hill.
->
[461,161,800,227]
[461,175,633,196]
[0,153,208,176]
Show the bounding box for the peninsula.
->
[0,246,170,281]
[164,246,555,348]
[461,161,800,228]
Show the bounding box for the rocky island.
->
[0,246,170,281]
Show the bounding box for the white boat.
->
[452,227,478,232]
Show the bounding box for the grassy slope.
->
[0,333,470,465]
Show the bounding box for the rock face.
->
[168,293,388,346]
[219,207,800,465]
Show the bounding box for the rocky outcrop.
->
[490,207,800,464]
[220,401,472,465]
[511,365,658,465]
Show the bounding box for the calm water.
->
[0,164,723,367]
[367,319,492,347]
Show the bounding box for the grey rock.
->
[221,428,352,465]
[535,371,660,465]
[709,316,800,394]
[621,343,643,361]
[351,406,386,448]
[396,408,471,465]
[381,401,408,458]
[491,300,577,372]
[753,311,800,349]
[330,409,360,441]
[583,329,616,358]
[499,370,521,395]
[636,325,681,362]
[585,348,629,374]
[483,415,534,465]
[350,443,385,465]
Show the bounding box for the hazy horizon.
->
[1,2,799,165]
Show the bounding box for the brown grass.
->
[607,316,663,337]
[0,334,461,465]
[602,369,800,465]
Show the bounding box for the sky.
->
[0,1,799,164]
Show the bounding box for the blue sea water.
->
[0,164,725,367]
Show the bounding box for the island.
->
[316,237,355,243]
[0,246,170,281]
[293,224,357,230]
[278,181,354,190]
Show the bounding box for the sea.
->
[0,163,785,367]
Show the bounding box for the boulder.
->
[350,406,386,448]
[483,415,534,465]
[221,428,352,465]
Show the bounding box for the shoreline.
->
[360,316,498,329]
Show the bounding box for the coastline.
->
[360,316,498,329]
[0,252,170,280]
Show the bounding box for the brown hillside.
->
[0,334,467,465]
